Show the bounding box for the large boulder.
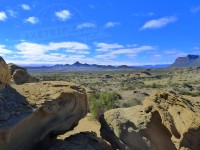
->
[12,69,38,85]
[50,132,112,150]
[0,57,10,90]
[99,91,200,150]
[8,63,27,75]
[0,81,88,150]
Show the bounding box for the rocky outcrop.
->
[0,81,88,150]
[8,63,38,85]
[0,57,10,90]
[8,63,27,75]
[12,69,38,85]
[99,91,200,150]
[50,132,112,150]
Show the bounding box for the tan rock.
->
[12,69,38,85]
[8,63,27,75]
[0,81,88,150]
[99,91,200,150]
[0,57,10,90]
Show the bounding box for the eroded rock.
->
[12,69,38,85]
[8,63,27,75]
[0,81,88,150]
[99,91,200,150]
[0,57,10,90]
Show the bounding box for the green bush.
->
[89,92,121,119]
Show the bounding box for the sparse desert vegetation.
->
[30,67,200,119]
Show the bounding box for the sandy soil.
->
[58,113,101,139]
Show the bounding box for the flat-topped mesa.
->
[0,56,10,90]
[99,91,200,150]
[170,54,200,68]
[0,81,88,150]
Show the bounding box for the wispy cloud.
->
[95,42,124,52]
[190,6,200,13]
[193,46,200,50]
[140,16,177,30]
[89,4,95,9]
[77,23,96,29]
[55,10,71,21]
[25,17,39,24]
[7,9,17,18]
[0,11,7,21]
[133,12,155,17]
[0,45,13,56]
[21,4,31,10]
[95,43,155,59]
[104,21,120,28]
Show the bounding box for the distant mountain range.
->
[26,61,170,72]
[170,55,200,68]
[20,54,200,72]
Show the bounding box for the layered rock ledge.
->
[99,91,200,150]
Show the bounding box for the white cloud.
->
[0,11,7,21]
[15,41,90,63]
[104,21,120,28]
[7,9,17,17]
[0,45,13,56]
[140,16,177,30]
[21,4,30,10]
[25,17,39,24]
[191,6,200,13]
[77,23,96,29]
[95,42,124,52]
[55,10,71,21]
[95,44,155,59]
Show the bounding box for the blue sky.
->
[0,0,200,65]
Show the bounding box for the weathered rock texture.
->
[12,69,38,85]
[8,63,38,85]
[100,91,200,150]
[50,132,112,150]
[0,81,88,150]
[0,57,10,90]
[8,63,27,75]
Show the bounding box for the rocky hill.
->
[170,54,200,68]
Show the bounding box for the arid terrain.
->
[31,67,200,107]
[30,67,200,144]
[1,56,200,150]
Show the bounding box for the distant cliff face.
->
[170,55,200,68]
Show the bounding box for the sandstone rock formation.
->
[99,91,200,150]
[8,63,38,85]
[12,69,38,85]
[0,57,10,90]
[0,81,88,150]
[50,132,112,150]
[8,63,27,75]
